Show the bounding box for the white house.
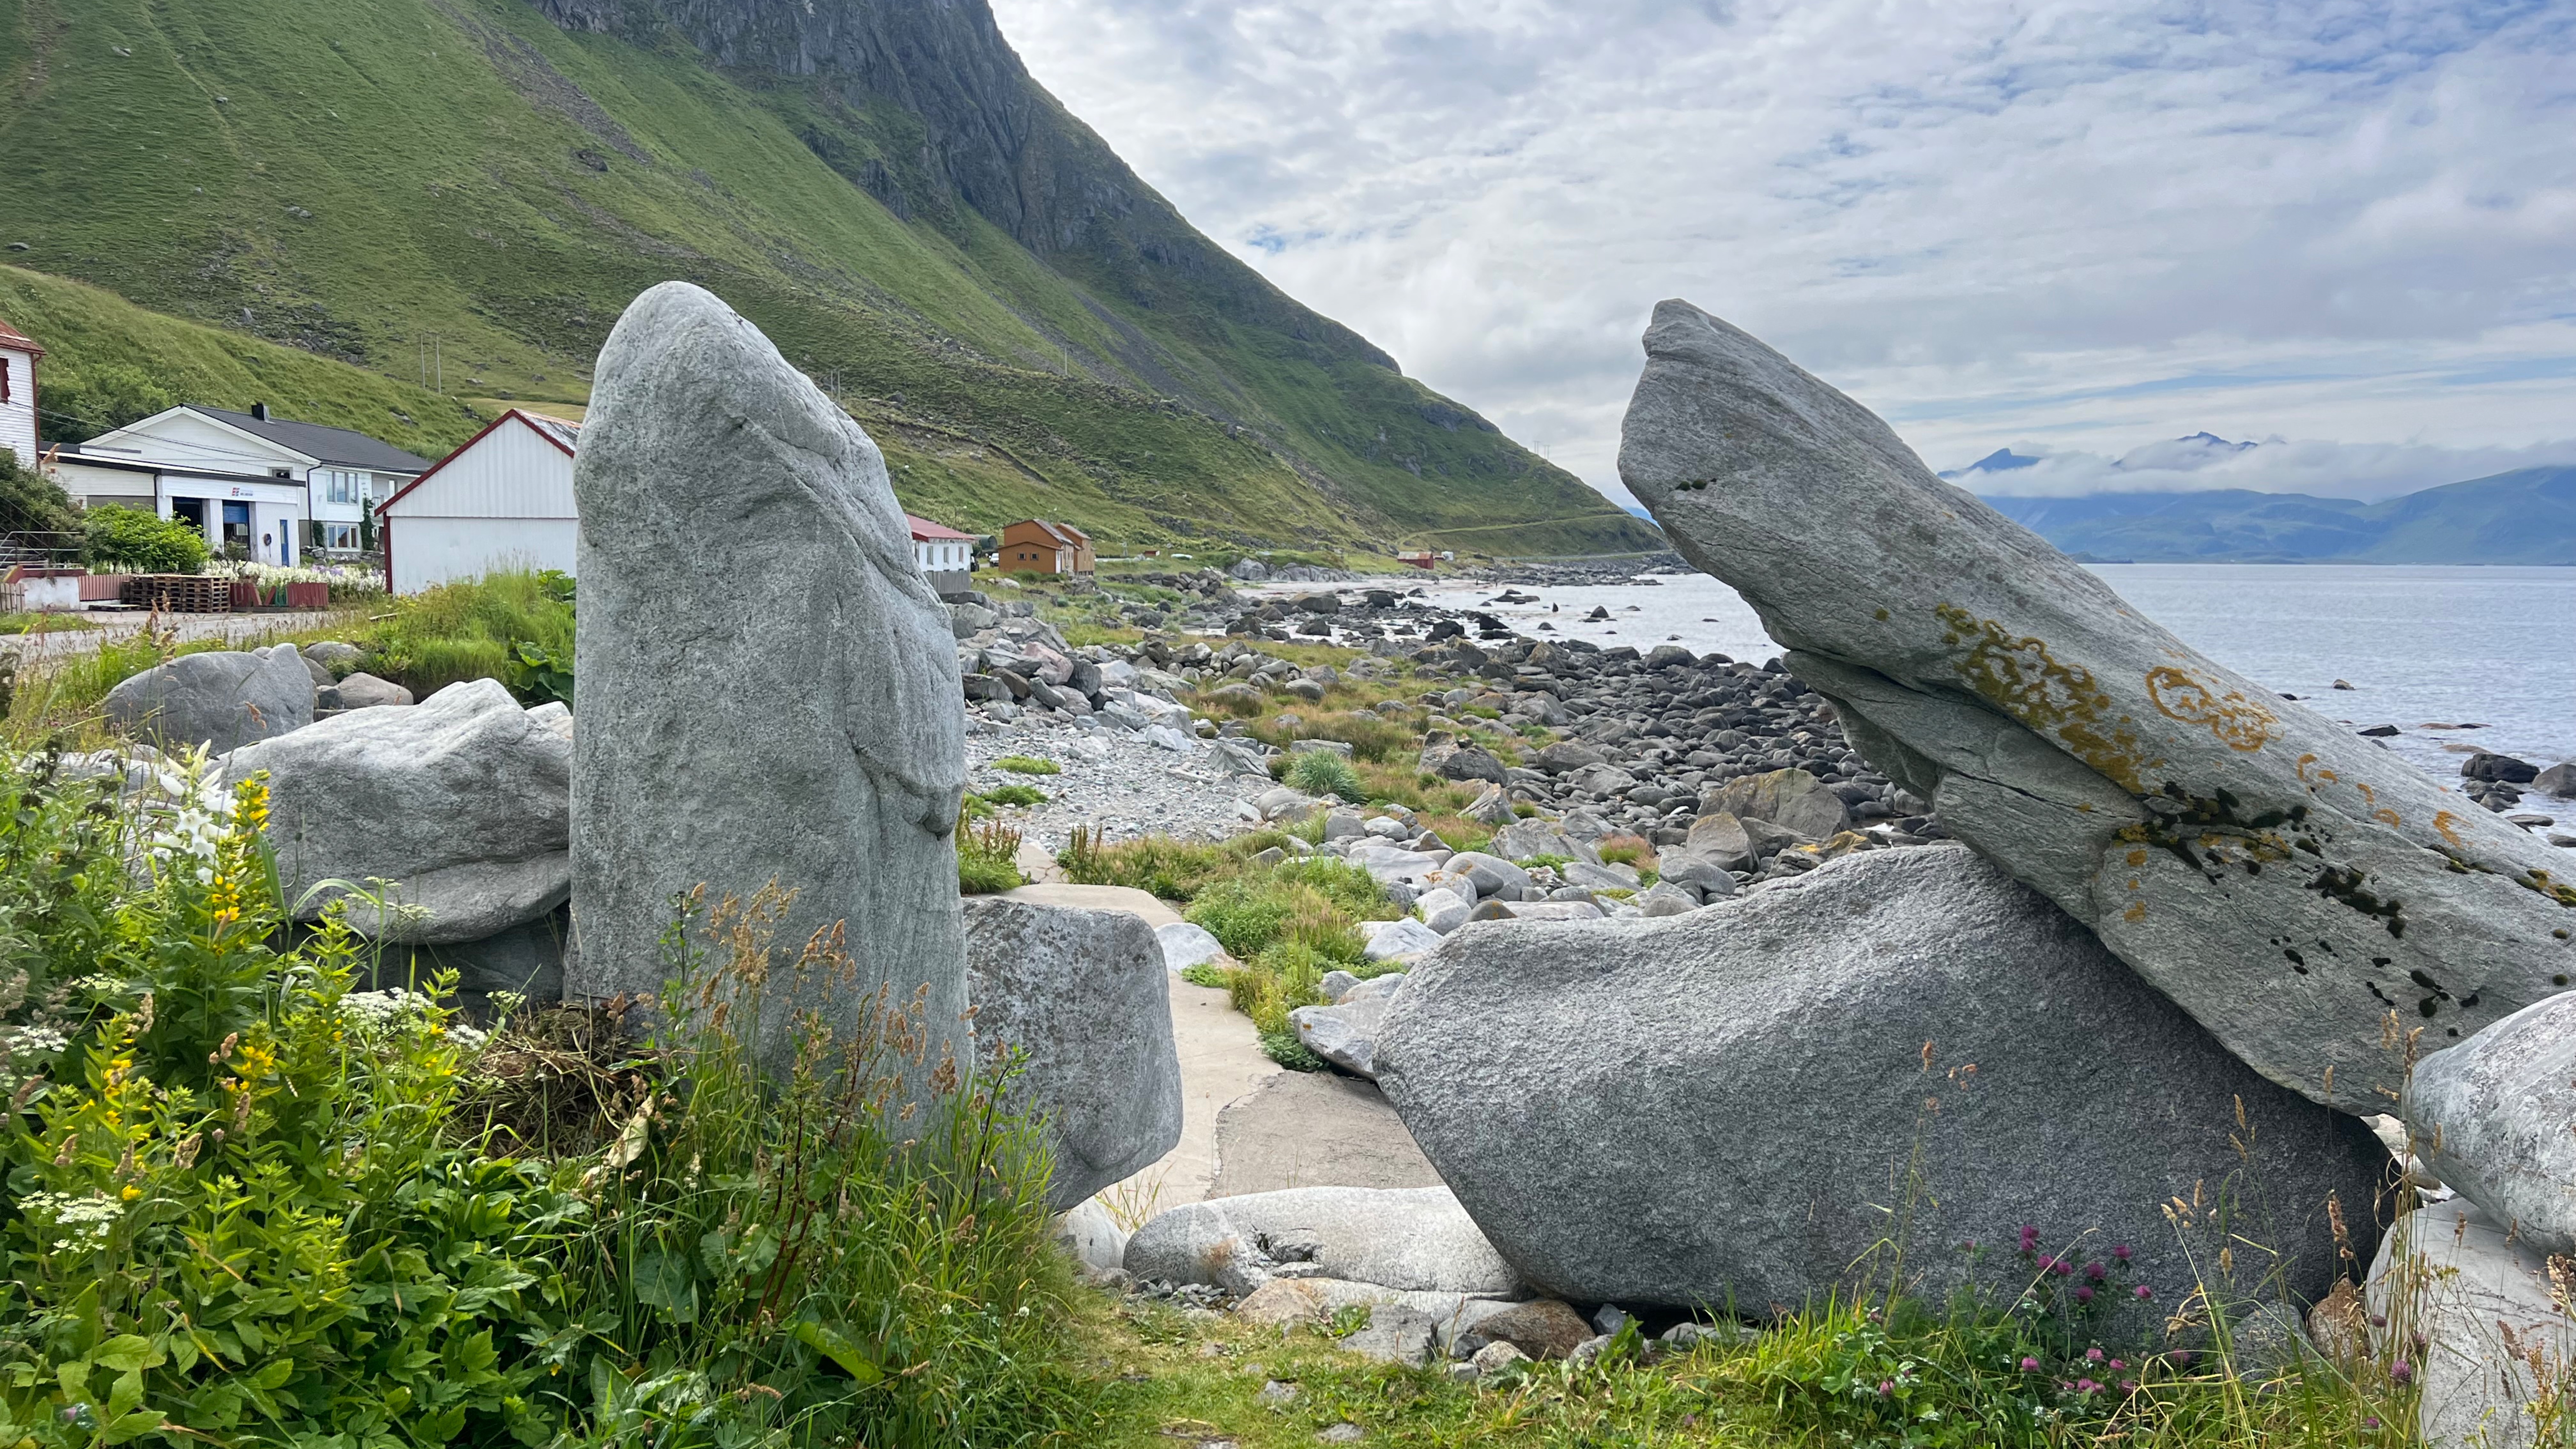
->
[55,403,427,565]
[378,409,581,593]
[907,514,976,596]
[0,318,39,468]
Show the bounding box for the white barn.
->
[0,319,40,468]
[379,409,580,593]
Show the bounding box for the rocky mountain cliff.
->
[0,0,1655,555]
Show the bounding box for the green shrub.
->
[1185,877,1299,959]
[0,754,582,1445]
[0,747,1093,1447]
[1284,750,1363,801]
[80,503,208,574]
[989,755,1060,776]
[977,783,1048,808]
[0,448,77,538]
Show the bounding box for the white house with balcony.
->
[378,409,581,593]
[52,402,427,565]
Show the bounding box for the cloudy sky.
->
[985,0,2576,503]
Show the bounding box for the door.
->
[221,502,252,560]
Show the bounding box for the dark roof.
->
[192,406,430,472]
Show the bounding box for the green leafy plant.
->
[0,754,582,1446]
[976,783,1048,809]
[80,504,208,575]
[504,639,575,708]
[362,570,574,699]
[989,755,1060,776]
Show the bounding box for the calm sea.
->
[1426,564,2576,801]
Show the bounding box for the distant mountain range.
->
[1975,467,2576,565]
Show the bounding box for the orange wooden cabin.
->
[997,518,1094,574]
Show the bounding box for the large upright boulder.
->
[108,645,313,754]
[1618,300,2576,1111]
[569,283,968,1080]
[961,896,1183,1208]
[1375,846,2390,1339]
[225,678,571,943]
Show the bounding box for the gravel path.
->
[965,714,1264,859]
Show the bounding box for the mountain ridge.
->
[1978,467,2576,565]
[0,0,1661,556]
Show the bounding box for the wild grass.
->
[1058,827,1248,902]
[1077,1283,2415,1448]
[991,754,1062,775]
[1284,749,1366,801]
[556,885,1091,1445]
[957,812,1026,894]
[362,569,575,699]
[0,745,1098,1446]
[1254,709,1418,763]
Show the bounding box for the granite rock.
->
[963,896,1184,1208]
[1617,298,2576,1109]
[1376,845,2391,1339]
[225,679,570,944]
[569,283,967,1084]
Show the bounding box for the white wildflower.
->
[22,1191,123,1249]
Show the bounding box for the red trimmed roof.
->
[378,408,575,515]
[906,513,975,542]
[0,318,43,358]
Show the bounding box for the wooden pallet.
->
[122,574,233,614]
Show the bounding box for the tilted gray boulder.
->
[569,283,967,1082]
[108,645,313,754]
[1618,300,2576,1111]
[1375,845,2390,1339]
[224,679,570,944]
[962,896,1183,1208]
[1123,1185,1522,1295]
[2405,992,2576,1253]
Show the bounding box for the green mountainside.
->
[0,265,484,459]
[0,0,1660,557]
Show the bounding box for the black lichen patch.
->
[2307,864,2407,939]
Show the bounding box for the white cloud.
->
[987,0,2576,504]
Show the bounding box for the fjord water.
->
[1445,564,2576,795]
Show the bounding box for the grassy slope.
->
[0,265,486,458]
[0,0,1662,556]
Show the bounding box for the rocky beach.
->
[39,287,2576,1448]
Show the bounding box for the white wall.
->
[0,345,35,466]
[388,518,579,593]
[383,415,580,593]
[392,417,577,520]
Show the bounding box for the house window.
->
[1,357,11,403]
